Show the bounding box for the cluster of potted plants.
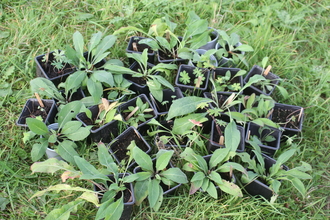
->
[18,12,311,220]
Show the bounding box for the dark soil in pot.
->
[271,105,303,130]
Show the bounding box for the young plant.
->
[180,142,247,199]
[91,98,122,126]
[64,31,126,103]
[23,101,90,163]
[125,147,188,211]
[30,142,134,220]
[214,70,246,92]
[30,75,82,107]
[122,96,154,128]
[215,30,254,68]
[179,70,191,84]
[41,49,73,75]
[238,143,312,202]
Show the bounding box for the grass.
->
[0,0,329,219]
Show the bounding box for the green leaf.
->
[167,96,212,120]
[224,121,240,152]
[270,149,295,176]
[97,143,116,170]
[31,158,76,174]
[209,171,223,185]
[26,118,48,135]
[31,141,48,161]
[87,78,103,104]
[61,121,83,135]
[209,148,230,169]
[30,184,96,199]
[93,35,117,64]
[134,179,149,205]
[161,167,188,184]
[78,191,99,207]
[56,141,79,165]
[217,180,243,197]
[189,179,203,195]
[172,113,207,135]
[234,44,254,52]
[30,77,62,100]
[185,19,208,38]
[57,101,85,127]
[45,200,84,220]
[148,179,161,209]
[287,177,307,198]
[74,156,109,181]
[64,127,90,141]
[92,70,114,87]
[73,31,84,57]
[155,150,173,171]
[96,197,123,220]
[64,71,87,96]
[132,147,153,172]
[206,181,218,199]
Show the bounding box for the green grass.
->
[0,0,329,219]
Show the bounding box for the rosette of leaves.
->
[238,142,312,202]
[24,101,90,163]
[214,70,246,92]
[30,142,134,220]
[124,147,188,211]
[180,145,247,199]
[64,31,127,104]
[215,30,254,68]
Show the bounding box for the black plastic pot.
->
[35,50,75,86]
[175,65,210,94]
[198,28,219,50]
[243,153,289,201]
[117,94,157,131]
[133,158,181,195]
[94,173,135,220]
[208,120,245,153]
[126,36,155,64]
[243,65,280,96]
[245,122,282,157]
[16,98,57,128]
[108,126,151,170]
[201,155,237,197]
[76,105,121,143]
[123,61,155,95]
[212,67,244,94]
[149,87,184,116]
[270,103,304,136]
[215,42,245,68]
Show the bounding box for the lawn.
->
[0,0,329,219]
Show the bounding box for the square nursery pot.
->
[149,87,184,116]
[202,155,237,197]
[94,173,135,220]
[245,122,282,157]
[35,50,75,86]
[175,64,210,95]
[243,153,289,201]
[133,158,181,195]
[270,103,304,136]
[108,126,151,170]
[126,36,155,64]
[198,27,219,50]
[16,98,57,128]
[243,65,280,96]
[212,67,243,94]
[76,105,121,143]
[215,42,245,68]
[118,94,157,133]
[208,120,245,153]
[123,61,155,95]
